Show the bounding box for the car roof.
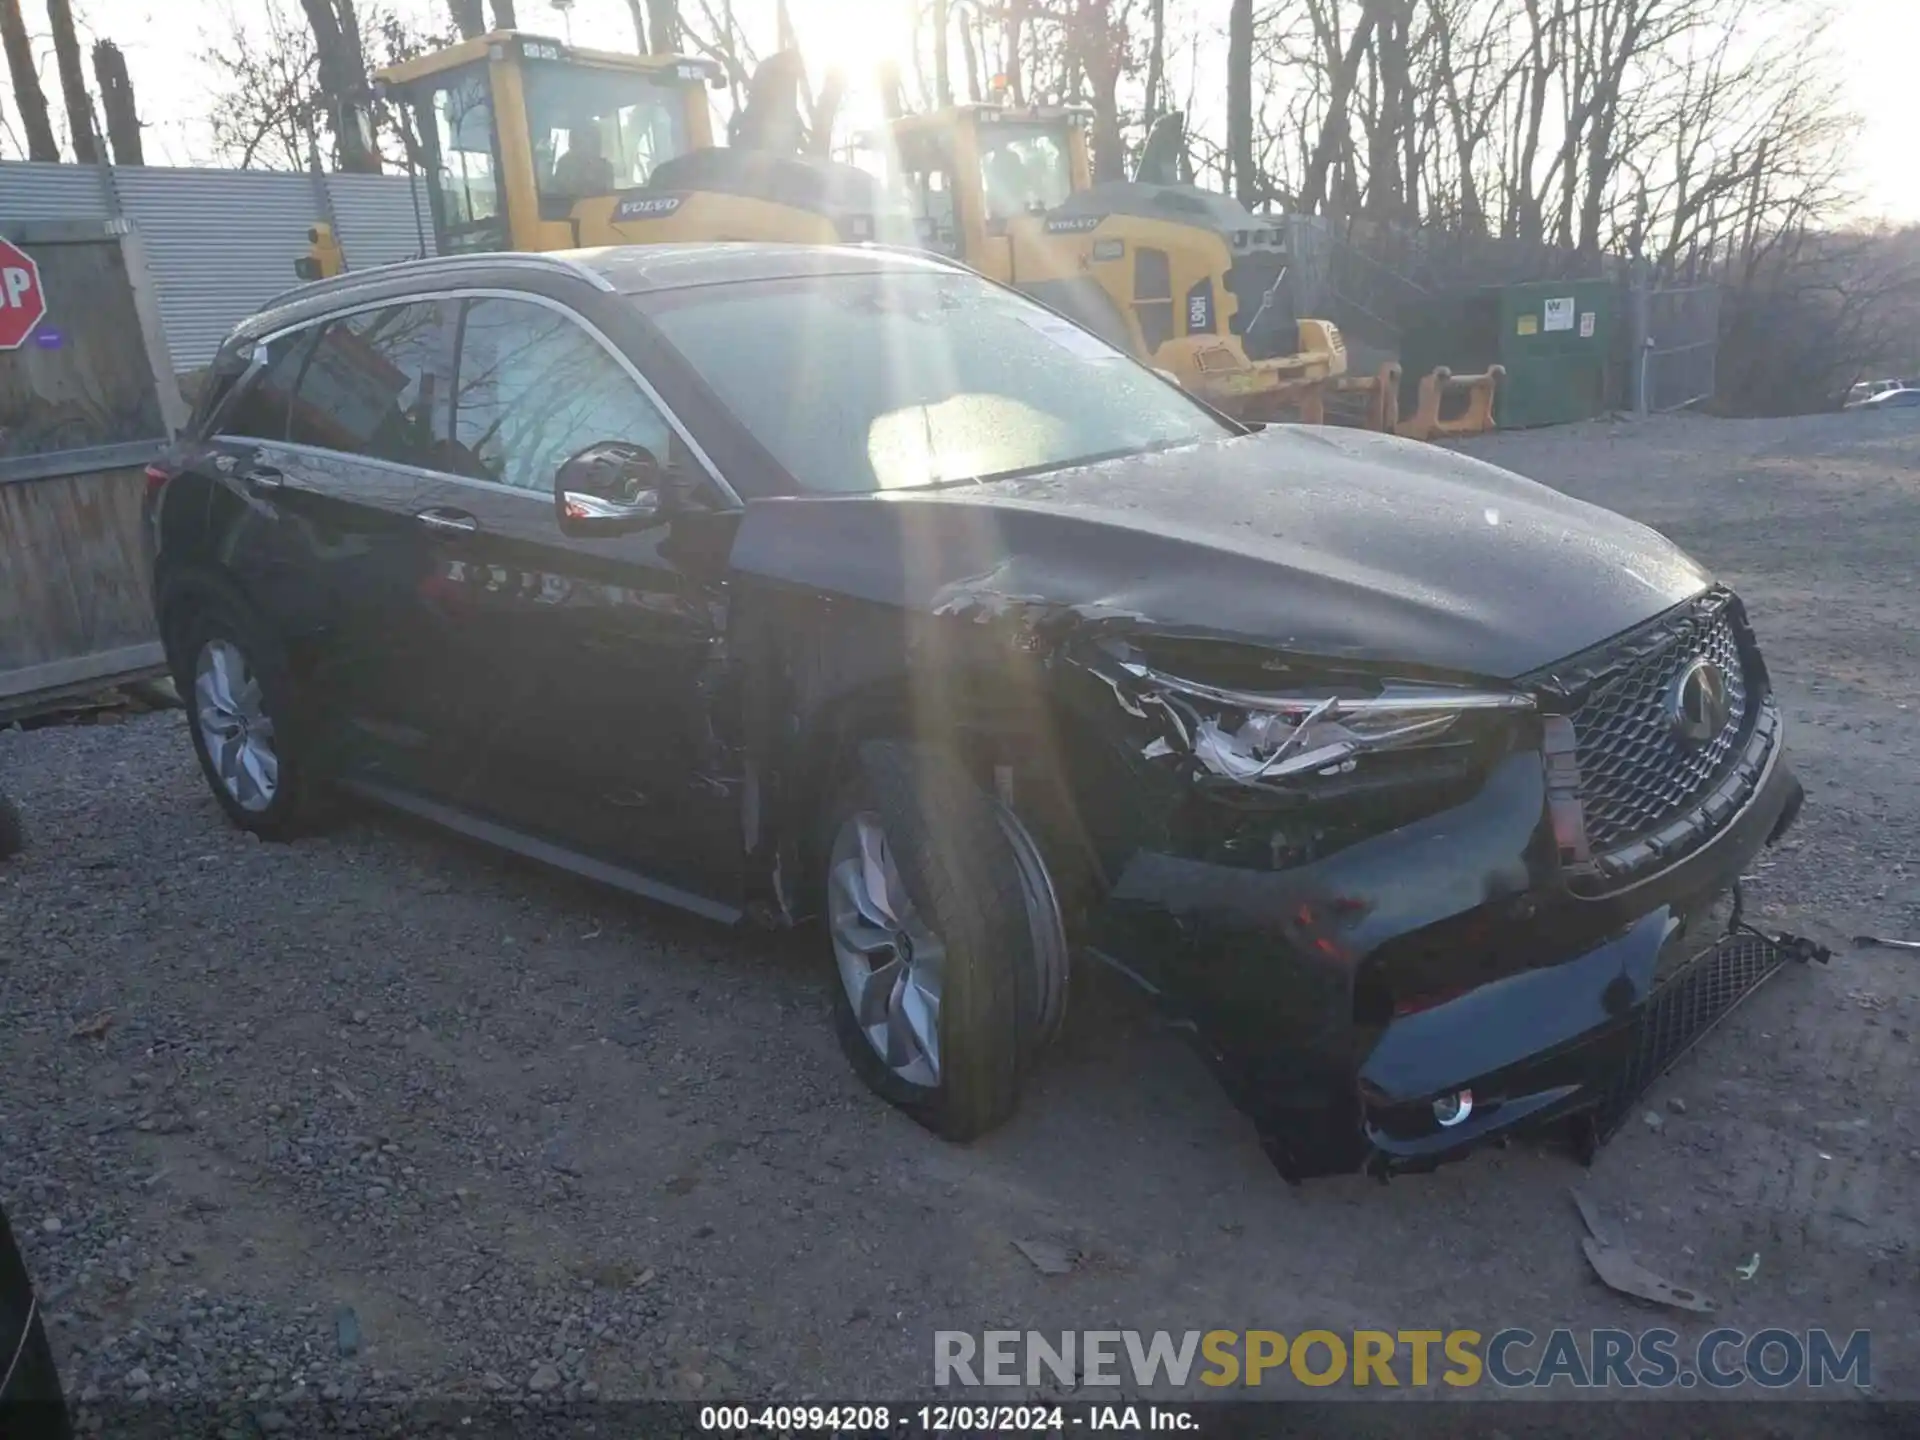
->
[233,243,968,351]
[574,242,966,294]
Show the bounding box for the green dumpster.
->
[1399,280,1619,429]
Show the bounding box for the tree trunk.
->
[447,0,484,38]
[1226,0,1254,205]
[1510,0,1558,241]
[960,11,981,102]
[90,38,141,164]
[299,0,380,172]
[45,0,97,162]
[647,0,679,52]
[0,0,59,160]
[488,0,517,28]
[1079,2,1125,184]
[931,0,950,106]
[1003,0,1025,103]
[623,0,647,50]
[1297,1,1380,215]
[1143,0,1165,121]
[1433,7,1486,235]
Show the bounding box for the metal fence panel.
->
[0,161,434,371]
[1646,284,1721,412]
[326,172,435,268]
[109,166,321,370]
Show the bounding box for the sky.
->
[3,0,1915,225]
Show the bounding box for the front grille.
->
[1594,932,1785,1139]
[1568,608,1752,853]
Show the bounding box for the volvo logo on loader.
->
[614,194,685,221]
[1668,658,1732,746]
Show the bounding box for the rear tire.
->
[821,741,1039,1141]
[169,591,326,841]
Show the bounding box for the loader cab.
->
[869,105,1093,281]
[376,30,721,255]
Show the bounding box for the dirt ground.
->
[2,410,1916,1423]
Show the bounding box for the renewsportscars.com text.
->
[934,1327,1871,1391]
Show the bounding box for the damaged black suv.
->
[147,244,1803,1180]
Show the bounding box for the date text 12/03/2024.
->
[699,1405,1197,1432]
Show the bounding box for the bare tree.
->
[1141,0,1164,121]
[448,0,484,39]
[298,0,380,172]
[45,0,97,161]
[647,0,681,52]
[206,0,324,169]
[489,0,516,27]
[1226,0,1253,204]
[90,38,142,164]
[0,0,58,160]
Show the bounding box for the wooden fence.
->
[0,218,186,717]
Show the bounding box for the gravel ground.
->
[2,410,1916,1426]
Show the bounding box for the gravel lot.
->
[2,410,1916,1425]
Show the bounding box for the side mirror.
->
[555,440,674,536]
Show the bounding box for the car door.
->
[207,303,460,783]
[418,291,740,901]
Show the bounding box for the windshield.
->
[641,271,1230,494]
[978,121,1074,223]
[523,63,690,214]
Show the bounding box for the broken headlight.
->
[1110,656,1534,786]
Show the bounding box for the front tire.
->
[171,594,324,841]
[821,742,1040,1141]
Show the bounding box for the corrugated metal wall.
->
[0,161,433,370]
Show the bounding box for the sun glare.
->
[791,0,914,101]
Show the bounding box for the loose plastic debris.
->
[1572,1188,1716,1313]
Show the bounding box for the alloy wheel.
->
[194,639,279,813]
[827,811,946,1087]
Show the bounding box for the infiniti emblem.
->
[1668,658,1731,746]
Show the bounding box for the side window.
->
[289,301,457,468]
[452,297,677,493]
[896,133,960,256]
[220,330,314,441]
[423,69,505,253]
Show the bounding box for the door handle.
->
[415,507,478,535]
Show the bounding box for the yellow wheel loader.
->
[863,103,1345,419]
[362,31,1346,421]
[370,32,909,261]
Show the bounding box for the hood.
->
[727,427,1713,680]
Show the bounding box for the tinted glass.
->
[524,64,690,208]
[289,302,457,468]
[424,69,505,253]
[453,298,676,492]
[220,331,313,441]
[642,271,1230,494]
[978,122,1074,222]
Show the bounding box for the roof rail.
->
[262,250,616,311]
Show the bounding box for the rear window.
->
[639,270,1230,494]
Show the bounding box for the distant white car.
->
[1847,386,1920,412]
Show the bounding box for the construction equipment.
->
[367,31,1346,422]
[848,103,1347,420]
[294,222,345,281]
[372,31,907,258]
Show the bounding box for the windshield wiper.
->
[927,437,1199,490]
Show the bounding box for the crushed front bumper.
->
[1357,923,1792,1177]
[1090,695,1805,1183]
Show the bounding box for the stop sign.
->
[0,239,47,351]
